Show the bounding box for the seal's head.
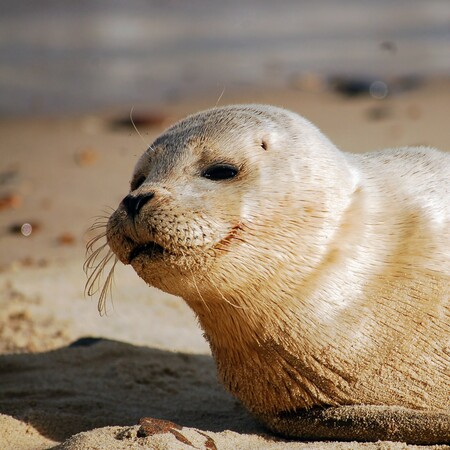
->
[105,105,355,304]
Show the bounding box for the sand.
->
[0,81,449,449]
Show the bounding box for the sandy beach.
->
[1,79,449,449]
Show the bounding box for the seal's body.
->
[103,105,450,443]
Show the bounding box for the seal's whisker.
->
[179,247,211,313]
[85,216,122,262]
[92,212,111,219]
[85,249,115,297]
[189,270,210,313]
[84,212,120,315]
[206,273,248,310]
[85,252,108,294]
[85,223,107,240]
[102,206,115,213]
[98,256,118,315]
[85,233,107,255]
[130,106,151,150]
[84,231,108,262]
[84,243,109,274]
[87,213,111,227]
[180,241,246,311]
[214,86,226,107]
[87,221,108,231]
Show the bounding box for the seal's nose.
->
[122,192,154,218]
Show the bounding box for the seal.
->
[88,104,450,444]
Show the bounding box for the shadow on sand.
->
[0,338,261,442]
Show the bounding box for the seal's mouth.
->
[123,222,245,264]
[129,241,165,263]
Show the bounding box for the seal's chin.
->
[128,241,165,263]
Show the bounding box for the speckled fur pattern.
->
[105,105,450,443]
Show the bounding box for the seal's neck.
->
[186,290,346,414]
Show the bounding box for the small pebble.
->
[8,221,41,236]
[74,149,99,167]
[57,232,76,245]
[0,193,22,211]
[111,111,169,130]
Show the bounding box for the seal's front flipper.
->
[268,405,450,444]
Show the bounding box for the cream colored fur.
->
[104,105,450,443]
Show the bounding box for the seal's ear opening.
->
[261,140,268,151]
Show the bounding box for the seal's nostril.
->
[122,192,154,217]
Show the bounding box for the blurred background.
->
[1,0,449,116]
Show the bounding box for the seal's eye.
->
[130,175,146,191]
[202,164,239,181]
